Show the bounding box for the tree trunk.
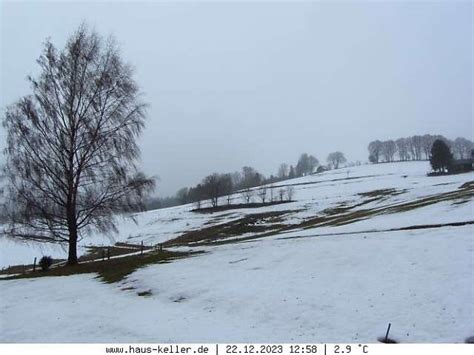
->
[67,234,78,266]
[66,205,79,266]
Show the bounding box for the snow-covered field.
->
[0,161,473,342]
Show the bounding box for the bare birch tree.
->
[453,137,473,159]
[368,140,383,163]
[381,140,396,162]
[2,25,154,265]
[396,138,409,161]
[257,185,267,203]
[285,186,295,201]
[278,188,286,202]
[241,187,254,204]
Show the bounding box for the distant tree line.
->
[168,165,291,210]
[145,151,347,211]
[368,135,473,163]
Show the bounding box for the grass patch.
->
[320,188,407,219]
[299,209,375,229]
[173,296,186,303]
[299,184,473,229]
[358,188,405,198]
[1,249,202,284]
[278,220,474,241]
[386,186,473,214]
[451,199,470,206]
[273,174,381,189]
[164,210,296,246]
[0,258,65,276]
[320,205,354,216]
[137,290,153,297]
[459,181,474,189]
[114,242,154,250]
[192,201,291,214]
[78,245,143,263]
[0,242,159,276]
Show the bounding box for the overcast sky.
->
[1,0,472,196]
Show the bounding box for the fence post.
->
[33,257,37,272]
[141,241,144,255]
[385,323,392,342]
[107,248,110,260]
[102,249,106,261]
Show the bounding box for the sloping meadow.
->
[0,161,473,342]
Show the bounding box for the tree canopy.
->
[327,152,346,169]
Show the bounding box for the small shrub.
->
[137,290,153,297]
[39,256,53,271]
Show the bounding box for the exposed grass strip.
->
[1,249,203,284]
[277,220,474,241]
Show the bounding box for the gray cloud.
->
[1,1,472,195]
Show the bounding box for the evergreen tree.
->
[430,139,453,173]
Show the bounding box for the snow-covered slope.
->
[0,161,473,342]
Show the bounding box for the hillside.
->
[0,161,472,342]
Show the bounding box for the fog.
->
[1,1,472,196]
